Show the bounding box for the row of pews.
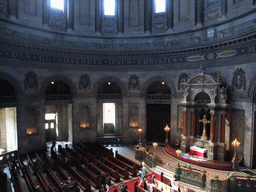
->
[7,142,142,192]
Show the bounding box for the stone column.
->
[117,0,124,35]
[144,0,152,34]
[190,109,196,137]
[182,109,188,136]
[221,114,225,143]
[95,0,102,35]
[66,0,74,32]
[196,110,200,137]
[166,0,174,33]
[210,110,215,143]
[181,107,189,152]
[9,0,18,20]
[195,0,204,27]
[221,0,227,16]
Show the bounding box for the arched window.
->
[154,0,166,13]
[104,0,116,16]
[50,0,64,11]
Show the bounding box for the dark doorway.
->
[45,120,56,142]
[146,104,171,143]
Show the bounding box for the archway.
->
[44,80,73,144]
[146,81,171,144]
[0,79,18,155]
[97,81,122,136]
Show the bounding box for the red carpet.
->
[108,172,160,192]
[165,147,233,171]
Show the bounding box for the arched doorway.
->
[146,81,171,144]
[44,81,73,143]
[0,79,18,154]
[97,81,122,136]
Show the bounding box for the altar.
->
[189,146,207,158]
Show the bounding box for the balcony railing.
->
[45,94,72,101]
[146,94,171,100]
[0,96,16,103]
[97,94,122,100]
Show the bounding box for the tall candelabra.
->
[164,125,170,144]
[152,142,158,156]
[232,138,240,161]
[138,128,142,144]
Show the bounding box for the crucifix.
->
[199,115,210,140]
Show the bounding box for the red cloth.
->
[189,149,206,157]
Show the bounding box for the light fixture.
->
[51,81,54,84]
[176,149,182,157]
[108,82,111,85]
[162,82,165,84]
[232,138,240,161]
[138,128,142,144]
[164,125,170,144]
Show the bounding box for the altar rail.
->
[165,144,233,170]
[175,164,206,188]
[135,147,156,168]
[175,163,256,192]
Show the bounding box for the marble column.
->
[181,107,189,152]
[8,0,18,20]
[95,0,102,34]
[66,0,74,31]
[42,0,50,25]
[144,0,152,34]
[117,0,124,34]
[190,109,196,137]
[183,109,188,136]
[195,0,204,27]
[166,0,174,33]
[208,110,216,160]
[221,114,225,143]
[210,110,215,143]
[221,0,227,16]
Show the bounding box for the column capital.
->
[210,109,215,115]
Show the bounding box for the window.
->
[104,0,115,16]
[103,103,115,126]
[155,0,166,13]
[51,0,64,11]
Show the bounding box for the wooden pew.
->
[100,156,129,179]
[107,155,137,177]
[134,181,147,192]
[93,158,120,183]
[34,167,53,192]
[51,149,91,192]
[8,159,23,192]
[75,164,100,189]
[115,150,141,170]
[17,155,37,192]
[66,146,89,165]
[66,166,91,192]
[160,172,173,187]
[73,144,94,162]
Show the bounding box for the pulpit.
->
[189,146,207,158]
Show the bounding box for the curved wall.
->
[0,0,255,169]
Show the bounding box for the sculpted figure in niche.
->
[25,71,37,90]
[129,75,139,90]
[79,74,90,90]
[232,68,246,90]
[178,72,189,90]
